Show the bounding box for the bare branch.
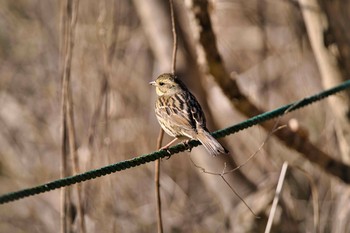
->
[184,0,346,182]
[299,0,350,162]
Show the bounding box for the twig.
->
[188,106,290,215]
[60,66,68,230]
[185,0,337,180]
[169,0,177,74]
[155,129,164,233]
[60,1,68,232]
[220,164,259,218]
[265,162,289,233]
[60,0,71,232]
[218,102,296,175]
[61,0,85,233]
[221,125,285,175]
[155,1,178,232]
[188,99,301,218]
[189,122,286,176]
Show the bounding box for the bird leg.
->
[160,138,192,159]
[159,138,179,160]
[160,138,179,151]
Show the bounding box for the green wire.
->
[1,80,350,205]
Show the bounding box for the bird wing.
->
[187,91,207,130]
[155,104,194,133]
[155,92,207,138]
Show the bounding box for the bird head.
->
[149,73,183,96]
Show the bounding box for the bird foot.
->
[160,146,172,160]
[183,140,192,152]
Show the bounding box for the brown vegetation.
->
[0,0,350,232]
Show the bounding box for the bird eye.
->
[159,82,164,86]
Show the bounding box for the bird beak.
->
[149,81,156,86]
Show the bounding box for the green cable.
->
[1,80,350,205]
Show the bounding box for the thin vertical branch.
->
[169,0,177,74]
[60,1,69,232]
[60,107,68,233]
[60,64,68,231]
[155,128,164,233]
[185,0,336,177]
[61,0,85,233]
[155,1,177,232]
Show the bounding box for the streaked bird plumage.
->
[150,73,227,156]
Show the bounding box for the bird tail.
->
[196,130,228,156]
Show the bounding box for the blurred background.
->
[0,0,350,232]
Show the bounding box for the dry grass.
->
[0,0,350,232]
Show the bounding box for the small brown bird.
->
[150,73,227,156]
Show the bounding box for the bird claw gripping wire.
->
[161,148,172,160]
[182,140,192,152]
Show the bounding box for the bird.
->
[149,73,227,156]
